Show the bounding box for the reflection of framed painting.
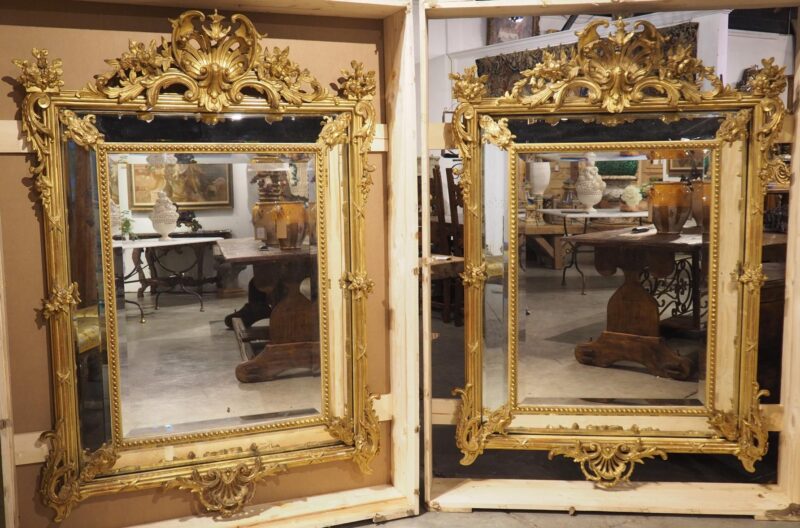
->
[487,16,538,45]
[127,162,233,211]
[667,158,694,173]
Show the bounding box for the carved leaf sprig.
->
[338,60,377,101]
[42,282,80,319]
[13,48,64,93]
[450,66,488,103]
[339,271,374,300]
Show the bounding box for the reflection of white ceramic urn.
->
[150,192,179,240]
[575,152,606,213]
[109,200,122,237]
[527,160,551,196]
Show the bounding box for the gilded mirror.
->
[15,10,379,520]
[450,19,789,487]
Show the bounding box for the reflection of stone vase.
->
[575,152,606,213]
[526,159,551,223]
[109,200,122,237]
[691,180,712,233]
[149,192,179,240]
[650,182,692,234]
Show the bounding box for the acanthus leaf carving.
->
[501,18,731,113]
[39,423,119,522]
[716,109,752,143]
[452,384,511,465]
[709,383,769,472]
[14,49,63,226]
[166,458,287,518]
[548,440,667,489]
[60,110,105,149]
[480,115,516,150]
[317,112,351,148]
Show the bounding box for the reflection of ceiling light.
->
[508,16,524,22]
[230,113,243,121]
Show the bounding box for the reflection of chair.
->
[74,306,100,354]
[430,163,464,326]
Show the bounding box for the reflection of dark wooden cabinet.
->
[758,262,785,404]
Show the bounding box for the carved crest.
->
[88,10,329,113]
[549,440,667,488]
[167,459,286,517]
[501,18,729,113]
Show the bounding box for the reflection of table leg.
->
[575,247,694,380]
[132,248,148,298]
[235,260,320,383]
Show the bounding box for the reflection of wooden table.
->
[539,209,648,293]
[524,221,584,269]
[216,238,319,383]
[569,226,699,380]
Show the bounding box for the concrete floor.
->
[118,293,321,439]
[352,510,800,527]
[480,254,706,409]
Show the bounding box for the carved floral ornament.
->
[14,9,381,522]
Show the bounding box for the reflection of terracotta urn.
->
[649,182,692,234]
[251,168,307,250]
[691,180,712,233]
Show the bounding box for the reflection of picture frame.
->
[127,162,233,211]
[487,17,538,45]
[667,158,694,173]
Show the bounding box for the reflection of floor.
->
[457,252,706,408]
[118,293,321,439]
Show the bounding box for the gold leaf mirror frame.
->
[14,10,379,521]
[450,19,790,488]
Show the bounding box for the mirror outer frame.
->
[14,11,380,521]
[448,18,790,488]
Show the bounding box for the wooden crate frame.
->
[0,1,419,526]
[419,1,800,519]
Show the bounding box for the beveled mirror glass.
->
[16,10,379,521]
[450,19,790,487]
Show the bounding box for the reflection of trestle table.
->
[539,208,648,294]
[569,226,702,380]
[215,238,320,383]
[114,237,223,312]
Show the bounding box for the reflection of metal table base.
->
[114,237,223,312]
